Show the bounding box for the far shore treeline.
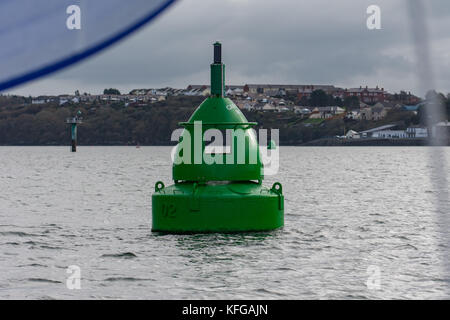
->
[0,93,449,146]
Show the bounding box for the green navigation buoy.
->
[66,110,82,152]
[152,42,284,233]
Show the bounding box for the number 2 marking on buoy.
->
[162,203,176,218]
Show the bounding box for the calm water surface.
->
[0,146,449,299]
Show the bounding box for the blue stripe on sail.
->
[0,0,177,92]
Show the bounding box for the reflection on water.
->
[173,231,281,249]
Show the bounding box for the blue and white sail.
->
[0,0,176,91]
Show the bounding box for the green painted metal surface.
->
[173,96,263,182]
[71,123,77,140]
[152,42,284,233]
[152,181,283,232]
[210,64,225,96]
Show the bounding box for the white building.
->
[309,106,345,119]
[276,106,290,112]
[345,110,361,120]
[32,99,46,104]
[262,103,276,111]
[345,130,360,139]
[406,127,428,138]
[372,130,407,139]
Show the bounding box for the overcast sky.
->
[5,0,450,97]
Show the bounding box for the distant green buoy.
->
[151,42,284,233]
[66,110,82,152]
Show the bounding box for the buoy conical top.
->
[174,42,262,182]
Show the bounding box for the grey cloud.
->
[7,0,450,96]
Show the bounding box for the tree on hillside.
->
[343,96,360,110]
[310,90,328,107]
[333,97,343,107]
[298,96,309,106]
[103,88,121,95]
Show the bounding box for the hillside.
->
[0,96,426,146]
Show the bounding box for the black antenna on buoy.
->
[211,42,225,97]
[213,42,221,64]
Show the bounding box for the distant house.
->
[345,110,361,120]
[329,87,346,99]
[242,103,254,111]
[359,124,398,138]
[387,91,421,105]
[297,87,313,100]
[276,106,290,112]
[309,106,345,119]
[130,89,147,95]
[294,107,311,115]
[235,100,254,111]
[244,84,338,97]
[252,102,263,110]
[345,130,360,139]
[32,98,46,104]
[308,110,321,119]
[59,95,71,105]
[31,95,57,104]
[360,124,408,139]
[372,130,407,139]
[226,87,244,96]
[186,85,211,96]
[359,102,370,109]
[184,89,201,96]
[360,106,373,120]
[345,85,385,103]
[262,103,276,112]
[153,89,168,96]
[371,105,387,121]
[71,96,80,103]
[296,85,339,99]
[360,107,372,120]
[382,101,402,109]
[252,102,275,111]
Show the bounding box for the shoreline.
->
[1,140,449,147]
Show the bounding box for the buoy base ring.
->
[152,181,284,233]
